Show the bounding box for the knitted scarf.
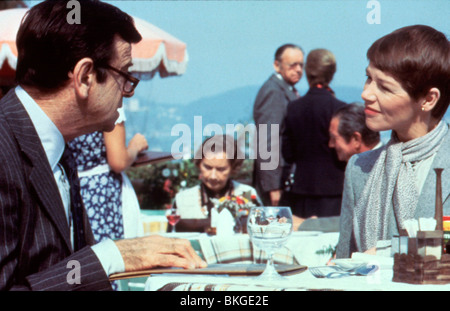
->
[354,121,448,252]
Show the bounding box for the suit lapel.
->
[1,91,72,251]
[416,127,450,218]
[270,74,298,102]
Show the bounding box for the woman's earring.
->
[421,107,425,111]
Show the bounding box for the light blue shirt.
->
[15,86,125,276]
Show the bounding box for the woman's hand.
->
[104,123,148,173]
[128,133,148,157]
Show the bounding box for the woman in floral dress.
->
[68,107,148,242]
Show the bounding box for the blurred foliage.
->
[0,1,27,10]
[126,159,254,210]
[126,120,257,209]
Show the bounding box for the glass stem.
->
[261,250,278,277]
[266,252,274,268]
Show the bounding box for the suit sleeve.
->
[254,88,288,192]
[335,156,357,259]
[0,134,23,290]
[0,171,111,290]
[25,247,111,291]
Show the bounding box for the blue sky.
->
[99,0,450,105]
[25,0,449,106]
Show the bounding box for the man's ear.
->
[351,132,363,150]
[69,58,96,99]
[273,60,281,73]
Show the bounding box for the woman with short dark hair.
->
[337,25,450,258]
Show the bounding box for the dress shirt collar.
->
[372,141,384,150]
[275,73,297,93]
[15,86,65,171]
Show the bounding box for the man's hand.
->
[364,247,377,255]
[114,235,207,272]
[269,189,282,206]
[292,215,305,231]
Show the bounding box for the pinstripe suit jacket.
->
[0,90,112,291]
[336,124,450,258]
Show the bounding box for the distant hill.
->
[124,84,449,151]
[180,85,259,128]
[178,84,364,128]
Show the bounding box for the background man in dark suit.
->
[253,44,304,206]
[296,103,382,232]
[282,49,346,218]
[0,0,205,291]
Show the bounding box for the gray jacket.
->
[336,125,450,258]
[253,74,298,195]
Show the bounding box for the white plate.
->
[291,231,322,237]
[331,259,366,270]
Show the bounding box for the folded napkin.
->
[198,234,297,265]
[351,252,394,269]
[198,232,340,267]
[215,209,235,236]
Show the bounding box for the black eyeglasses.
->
[101,64,140,95]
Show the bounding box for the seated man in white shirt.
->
[0,0,205,291]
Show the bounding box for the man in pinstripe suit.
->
[0,0,205,291]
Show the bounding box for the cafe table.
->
[195,231,339,266]
[116,230,340,290]
[143,252,450,291]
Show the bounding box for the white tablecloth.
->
[144,253,450,291]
